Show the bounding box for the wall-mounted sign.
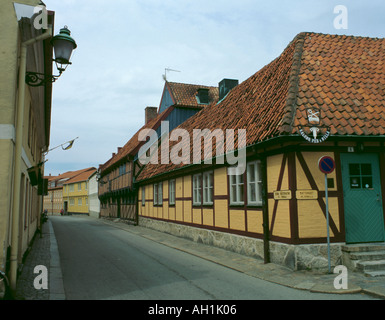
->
[298,107,331,144]
[273,190,292,200]
[296,190,318,200]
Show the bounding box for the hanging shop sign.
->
[298,107,331,144]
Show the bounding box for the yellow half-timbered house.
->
[136,32,385,271]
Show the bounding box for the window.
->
[247,161,263,206]
[69,184,74,192]
[229,170,244,205]
[203,172,214,205]
[193,174,202,205]
[154,183,158,205]
[158,182,163,205]
[70,198,74,206]
[78,198,82,206]
[349,163,373,189]
[153,182,163,205]
[142,187,146,206]
[192,172,213,206]
[169,180,176,205]
[119,164,126,176]
[78,183,82,191]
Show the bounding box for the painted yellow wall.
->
[267,154,291,239]
[214,200,228,228]
[63,181,90,214]
[0,0,47,271]
[214,167,227,195]
[139,167,261,235]
[296,152,340,239]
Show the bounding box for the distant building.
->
[88,171,101,218]
[98,81,221,223]
[63,168,97,215]
[43,175,61,214]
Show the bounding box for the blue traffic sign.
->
[318,156,335,174]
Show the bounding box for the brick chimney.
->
[145,106,158,124]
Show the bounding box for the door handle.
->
[377,194,381,201]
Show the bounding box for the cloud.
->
[43,0,385,176]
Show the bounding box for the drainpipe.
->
[261,156,270,264]
[9,26,53,294]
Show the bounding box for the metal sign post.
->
[318,156,336,273]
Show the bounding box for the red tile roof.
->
[137,32,385,181]
[166,82,219,108]
[290,33,385,136]
[63,167,97,184]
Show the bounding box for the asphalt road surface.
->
[50,216,376,300]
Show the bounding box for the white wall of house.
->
[88,173,100,218]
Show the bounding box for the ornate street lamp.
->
[25,26,77,87]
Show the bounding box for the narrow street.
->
[50,216,375,300]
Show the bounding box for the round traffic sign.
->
[318,156,335,174]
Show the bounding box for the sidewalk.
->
[15,216,385,300]
[15,219,65,300]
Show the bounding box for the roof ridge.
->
[279,32,307,134]
[167,81,217,88]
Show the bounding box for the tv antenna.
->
[163,68,181,81]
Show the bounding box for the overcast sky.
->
[40,0,385,176]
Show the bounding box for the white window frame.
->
[193,174,202,205]
[247,160,263,206]
[169,179,176,206]
[203,171,214,205]
[153,183,158,205]
[158,182,163,205]
[142,186,146,206]
[229,169,244,206]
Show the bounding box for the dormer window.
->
[196,88,210,104]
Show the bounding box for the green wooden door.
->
[341,153,385,244]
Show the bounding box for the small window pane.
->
[362,177,373,189]
[249,183,256,202]
[349,164,360,176]
[350,177,361,189]
[361,164,372,176]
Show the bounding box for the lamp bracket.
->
[25,70,62,87]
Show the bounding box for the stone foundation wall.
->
[138,217,343,271]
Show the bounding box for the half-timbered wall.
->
[99,161,135,219]
[267,151,342,244]
[138,142,385,248]
[138,150,347,245]
[139,166,265,239]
